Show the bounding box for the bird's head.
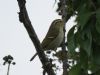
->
[51,19,64,27]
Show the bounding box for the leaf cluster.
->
[3,55,16,65]
[57,0,100,75]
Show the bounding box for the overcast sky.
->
[0,0,75,75]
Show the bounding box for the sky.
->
[0,0,75,75]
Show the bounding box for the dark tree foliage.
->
[57,0,100,75]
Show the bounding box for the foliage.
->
[3,55,16,75]
[56,0,100,75]
[3,55,16,65]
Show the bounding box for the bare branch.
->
[60,0,72,75]
[17,0,55,75]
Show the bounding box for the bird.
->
[30,19,64,61]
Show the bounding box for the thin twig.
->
[61,0,71,75]
[7,64,10,75]
[30,53,37,61]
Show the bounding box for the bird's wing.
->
[41,25,60,49]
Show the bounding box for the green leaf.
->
[96,22,100,33]
[92,27,100,46]
[93,70,100,75]
[80,48,88,69]
[97,0,100,5]
[67,26,76,54]
[80,29,92,56]
[76,5,92,30]
[89,63,100,74]
[69,63,81,75]
[92,43,100,65]
[79,13,92,30]
[96,9,100,33]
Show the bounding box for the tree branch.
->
[17,0,55,75]
[61,0,72,75]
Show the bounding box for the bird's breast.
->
[46,28,64,50]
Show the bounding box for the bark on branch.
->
[17,0,55,75]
